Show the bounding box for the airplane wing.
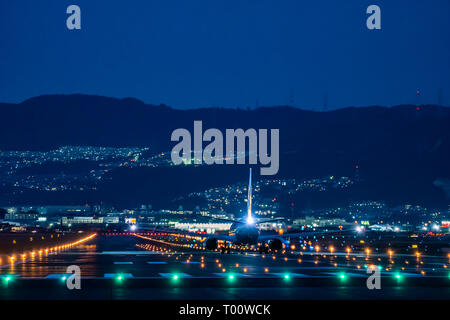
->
[255,218,285,225]
[199,234,234,242]
[258,229,344,241]
[211,217,243,224]
[212,217,285,225]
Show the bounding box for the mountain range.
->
[1,94,450,210]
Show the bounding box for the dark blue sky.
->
[1,0,449,109]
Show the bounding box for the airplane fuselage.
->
[234,224,260,245]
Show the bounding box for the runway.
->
[0,235,449,299]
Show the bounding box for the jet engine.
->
[205,237,218,250]
[268,238,283,251]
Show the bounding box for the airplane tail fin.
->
[247,168,254,224]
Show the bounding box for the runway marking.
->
[0,274,19,280]
[114,261,133,265]
[159,273,192,278]
[45,274,66,279]
[270,273,308,278]
[147,261,168,264]
[213,273,249,278]
[280,266,347,270]
[101,251,158,255]
[182,261,201,264]
[323,272,367,277]
[104,273,134,279]
[383,271,423,277]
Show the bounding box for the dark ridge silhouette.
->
[0,94,449,209]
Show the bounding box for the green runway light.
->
[283,273,290,280]
[394,273,403,280]
[61,276,67,282]
[338,272,347,281]
[116,274,124,282]
[2,275,12,286]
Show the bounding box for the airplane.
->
[204,168,341,253]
